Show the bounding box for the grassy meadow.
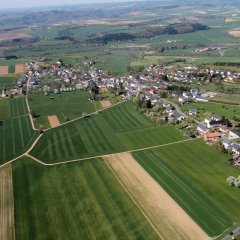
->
[30,101,183,163]
[29,91,95,127]
[133,140,240,237]
[180,102,239,120]
[13,157,159,240]
[0,98,10,120]
[0,75,16,88]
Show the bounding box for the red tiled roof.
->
[206,132,221,138]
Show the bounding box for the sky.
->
[0,0,136,10]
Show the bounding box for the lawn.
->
[31,101,184,163]
[180,102,239,120]
[0,98,10,120]
[0,115,37,164]
[133,140,240,237]
[13,157,159,240]
[29,91,95,126]
[0,75,16,88]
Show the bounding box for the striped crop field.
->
[133,140,240,237]
[10,98,28,118]
[102,101,154,132]
[0,115,37,164]
[31,102,183,163]
[13,157,160,240]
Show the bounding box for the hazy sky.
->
[0,0,134,10]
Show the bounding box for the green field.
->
[0,75,16,88]
[29,91,95,126]
[10,97,28,117]
[31,101,183,163]
[13,157,159,240]
[133,140,240,237]
[0,115,37,164]
[0,98,10,120]
[180,102,239,120]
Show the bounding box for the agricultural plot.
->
[118,125,184,149]
[133,140,240,237]
[29,91,95,126]
[0,98,11,120]
[13,157,159,240]
[0,76,16,88]
[31,102,182,163]
[180,102,239,120]
[105,153,210,240]
[10,97,28,118]
[102,101,153,132]
[0,115,37,164]
[0,164,15,240]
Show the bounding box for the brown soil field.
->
[0,33,31,41]
[100,100,112,108]
[105,153,211,240]
[15,64,26,74]
[48,115,60,128]
[0,66,8,76]
[0,164,15,240]
[229,29,240,37]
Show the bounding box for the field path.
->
[105,153,212,240]
[0,164,15,240]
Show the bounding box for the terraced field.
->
[13,157,159,240]
[133,140,240,237]
[31,101,183,163]
[0,115,37,164]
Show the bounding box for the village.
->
[1,60,240,167]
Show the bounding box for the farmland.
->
[0,76,16,88]
[0,115,37,164]
[105,153,210,240]
[10,97,28,117]
[180,102,239,120]
[133,140,240,237]
[29,91,96,127]
[0,164,15,240]
[13,156,159,240]
[0,98,10,120]
[30,101,183,163]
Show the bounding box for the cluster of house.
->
[197,114,240,166]
[145,63,240,83]
[178,90,209,104]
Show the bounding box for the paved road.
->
[161,99,201,124]
[222,226,240,240]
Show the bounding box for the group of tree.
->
[227,176,240,188]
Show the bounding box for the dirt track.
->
[48,115,60,128]
[0,164,15,240]
[105,153,211,240]
[100,100,112,108]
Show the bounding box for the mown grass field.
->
[133,140,240,237]
[180,102,239,120]
[31,101,183,163]
[0,98,10,120]
[10,97,28,117]
[29,91,95,127]
[13,157,159,240]
[0,115,37,164]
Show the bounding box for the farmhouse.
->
[197,124,208,134]
[229,129,240,139]
[189,109,198,115]
[204,132,221,142]
[205,114,222,128]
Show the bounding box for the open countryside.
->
[0,0,240,239]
